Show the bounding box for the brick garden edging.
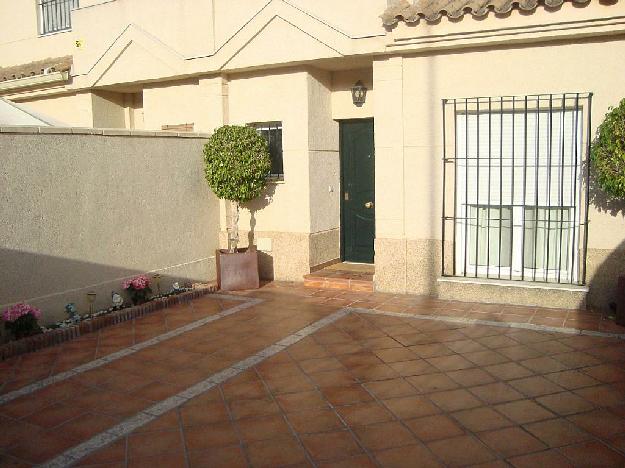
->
[0,285,218,361]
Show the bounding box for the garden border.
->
[0,285,217,361]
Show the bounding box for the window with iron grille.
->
[441,93,592,285]
[38,0,79,35]
[249,122,284,179]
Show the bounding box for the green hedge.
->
[203,125,271,203]
[591,99,625,199]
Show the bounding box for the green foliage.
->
[591,99,625,199]
[5,314,41,340]
[203,125,271,203]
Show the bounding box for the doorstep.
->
[304,264,374,292]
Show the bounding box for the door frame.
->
[339,118,375,263]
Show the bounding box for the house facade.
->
[2,0,625,312]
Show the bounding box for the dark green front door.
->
[341,119,375,264]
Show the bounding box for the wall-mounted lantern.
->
[351,80,368,107]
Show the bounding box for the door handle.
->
[364,201,374,209]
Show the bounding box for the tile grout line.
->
[350,308,625,340]
[40,308,351,468]
[0,294,262,406]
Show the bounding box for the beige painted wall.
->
[17,92,94,127]
[373,35,625,310]
[0,128,218,324]
[143,78,212,132]
[331,69,374,121]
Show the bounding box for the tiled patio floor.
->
[2,283,625,467]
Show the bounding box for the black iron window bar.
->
[38,0,79,35]
[441,93,592,285]
[250,122,284,179]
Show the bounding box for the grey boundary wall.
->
[0,126,219,327]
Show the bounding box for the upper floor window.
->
[249,122,284,180]
[38,0,79,35]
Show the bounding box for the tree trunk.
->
[228,200,240,253]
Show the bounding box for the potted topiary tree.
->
[591,98,625,324]
[203,125,271,291]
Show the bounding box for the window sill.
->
[38,29,72,38]
[267,176,285,184]
[437,276,588,292]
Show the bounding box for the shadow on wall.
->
[0,248,211,327]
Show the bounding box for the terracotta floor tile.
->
[24,402,86,429]
[275,390,328,412]
[478,426,546,457]
[404,414,465,441]
[373,348,418,363]
[428,389,483,412]
[128,429,184,459]
[322,385,373,406]
[338,402,394,426]
[463,350,510,367]
[426,355,475,372]
[8,431,77,464]
[301,430,363,461]
[245,436,308,468]
[127,451,186,468]
[388,360,437,377]
[373,444,443,468]
[484,362,535,381]
[264,374,316,394]
[406,373,459,394]
[469,382,524,405]
[494,399,556,425]
[309,369,359,388]
[559,441,625,467]
[57,412,120,441]
[508,375,565,398]
[545,370,600,390]
[134,410,180,433]
[187,445,247,468]
[497,345,542,361]
[452,406,514,432]
[353,421,417,451]
[287,408,345,434]
[183,422,239,450]
[364,379,416,400]
[235,414,292,442]
[582,364,625,383]
[508,449,574,468]
[229,397,281,420]
[523,418,591,447]
[221,379,268,401]
[77,439,127,466]
[477,335,520,349]
[574,384,625,407]
[520,357,570,374]
[536,391,595,416]
[427,435,497,467]
[317,454,376,468]
[446,368,496,387]
[568,409,625,438]
[300,357,345,374]
[382,395,440,419]
[351,364,401,381]
[180,401,230,426]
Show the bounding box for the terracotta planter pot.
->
[616,275,625,326]
[217,248,260,291]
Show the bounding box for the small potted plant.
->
[591,98,625,324]
[2,303,42,339]
[122,275,152,305]
[203,125,271,290]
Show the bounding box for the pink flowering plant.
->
[122,275,152,305]
[3,303,42,339]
